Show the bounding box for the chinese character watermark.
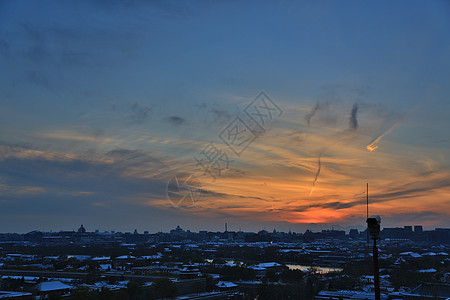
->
[244,92,283,130]
[167,92,283,207]
[194,142,231,181]
[167,173,202,207]
[219,117,257,157]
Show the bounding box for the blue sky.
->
[1,0,449,233]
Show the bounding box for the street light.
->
[366,215,381,300]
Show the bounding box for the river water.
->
[286,264,343,273]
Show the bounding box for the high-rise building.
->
[414,225,423,233]
[349,229,359,237]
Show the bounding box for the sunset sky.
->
[1,1,449,233]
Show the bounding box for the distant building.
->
[216,281,238,291]
[404,225,412,232]
[382,227,409,239]
[36,281,72,297]
[77,225,86,233]
[432,228,450,244]
[0,291,33,299]
[170,226,187,238]
[179,265,202,279]
[414,225,423,233]
[316,290,377,299]
[349,229,359,237]
[321,229,346,239]
[390,282,450,299]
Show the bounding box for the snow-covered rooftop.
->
[91,256,110,261]
[216,281,237,288]
[418,268,437,273]
[37,281,72,292]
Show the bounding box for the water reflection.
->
[286,264,343,274]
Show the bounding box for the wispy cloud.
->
[127,103,152,124]
[349,103,359,130]
[370,173,450,202]
[165,116,186,126]
[36,130,113,143]
[0,183,47,197]
[305,102,323,126]
[309,156,321,197]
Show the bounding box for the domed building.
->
[77,225,86,233]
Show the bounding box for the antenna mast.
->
[366,183,369,219]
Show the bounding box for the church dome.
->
[78,224,86,233]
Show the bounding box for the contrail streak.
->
[309,156,321,197]
[305,103,319,126]
[366,119,402,151]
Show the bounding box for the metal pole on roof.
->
[367,215,381,300]
[366,183,369,219]
[373,238,381,300]
[367,183,370,254]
